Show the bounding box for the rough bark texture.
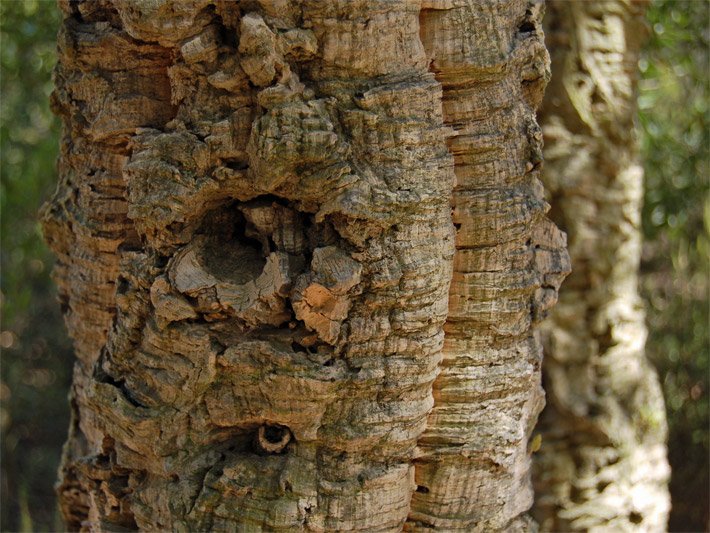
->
[407,1,569,530]
[42,0,566,530]
[531,2,671,531]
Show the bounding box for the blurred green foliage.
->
[0,1,70,531]
[0,0,707,531]
[638,1,709,530]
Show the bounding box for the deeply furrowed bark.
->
[42,0,566,530]
[531,2,671,531]
[43,1,454,529]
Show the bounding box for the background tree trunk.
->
[42,0,565,530]
[532,1,671,531]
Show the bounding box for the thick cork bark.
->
[531,2,671,531]
[407,1,569,530]
[42,1,566,530]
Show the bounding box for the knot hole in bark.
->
[254,423,292,454]
[519,20,536,34]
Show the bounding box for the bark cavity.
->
[254,424,292,454]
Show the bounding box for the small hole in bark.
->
[116,277,129,295]
[291,341,308,353]
[323,358,334,367]
[416,485,430,494]
[264,425,284,443]
[95,366,146,408]
[453,223,462,231]
[216,17,238,47]
[629,512,643,524]
[223,159,249,171]
[519,21,536,33]
[210,338,227,355]
[200,227,266,283]
[596,480,610,492]
[254,424,292,454]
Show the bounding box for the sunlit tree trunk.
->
[408,1,569,530]
[42,0,565,530]
[532,1,671,531]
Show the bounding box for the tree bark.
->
[532,1,671,531]
[407,1,569,530]
[42,0,565,530]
